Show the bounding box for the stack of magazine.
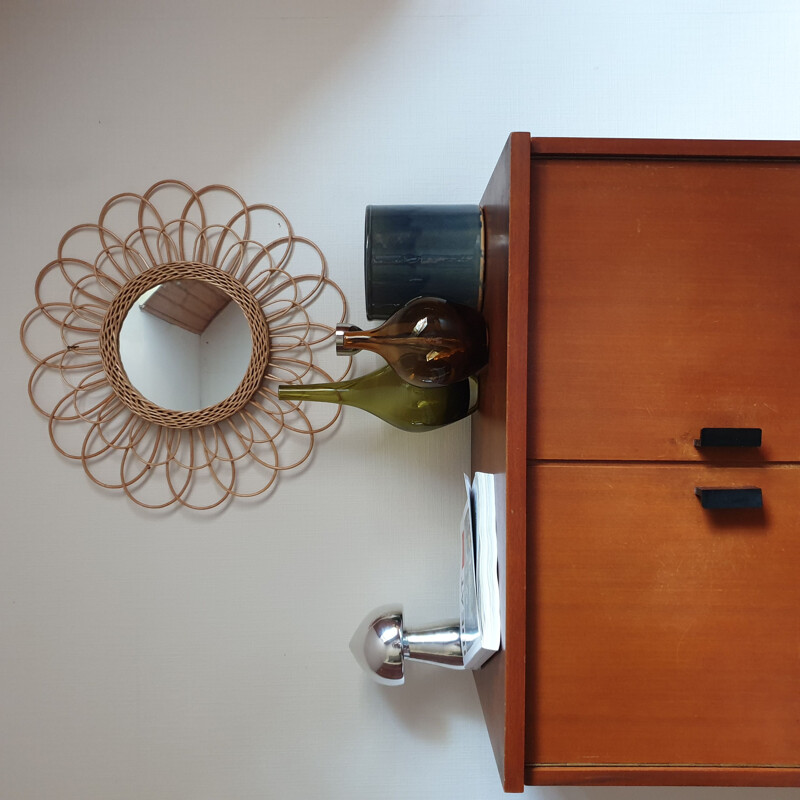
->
[459,472,501,670]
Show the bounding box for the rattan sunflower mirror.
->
[20,181,350,510]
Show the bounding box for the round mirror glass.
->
[118,279,253,411]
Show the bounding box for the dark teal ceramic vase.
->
[364,204,484,320]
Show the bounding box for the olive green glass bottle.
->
[335,296,488,387]
[278,365,478,432]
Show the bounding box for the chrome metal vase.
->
[349,605,464,685]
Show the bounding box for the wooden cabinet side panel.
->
[471,132,531,793]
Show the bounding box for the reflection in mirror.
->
[119,279,253,411]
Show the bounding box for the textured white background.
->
[2,1,800,798]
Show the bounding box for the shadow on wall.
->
[369,664,485,744]
[1,0,407,192]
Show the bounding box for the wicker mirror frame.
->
[100,262,270,429]
[21,181,349,510]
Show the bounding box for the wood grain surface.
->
[528,155,800,462]
[526,463,800,772]
[474,136,800,789]
[470,132,531,793]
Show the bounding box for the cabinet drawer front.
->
[528,158,800,461]
[527,463,800,769]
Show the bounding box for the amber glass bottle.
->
[335,296,488,387]
[278,365,478,432]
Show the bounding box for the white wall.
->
[2,2,799,799]
[119,303,201,411]
[200,301,253,409]
[119,296,252,411]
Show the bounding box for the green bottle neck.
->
[278,370,381,406]
[278,367,479,432]
[278,385,344,405]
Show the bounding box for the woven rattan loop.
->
[99,262,269,429]
[21,181,350,509]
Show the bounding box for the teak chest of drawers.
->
[470,133,800,790]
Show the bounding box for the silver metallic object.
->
[349,605,464,685]
[334,324,360,355]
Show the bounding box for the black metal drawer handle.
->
[694,428,762,448]
[695,486,763,510]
